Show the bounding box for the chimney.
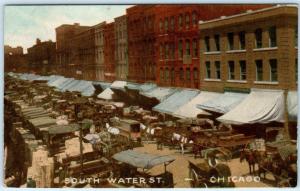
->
[36,38,41,45]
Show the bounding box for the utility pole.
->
[283,89,290,140]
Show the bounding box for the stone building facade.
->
[199,5,298,93]
[4,45,28,73]
[114,15,128,80]
[27,38,56,75]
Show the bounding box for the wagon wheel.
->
[189,168,208,188]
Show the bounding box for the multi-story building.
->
[114,15,128,80]
[104,22,116,82]
[55,23,90,77]
[199,5,298,93]
[155,4,272,88]
[72,27,96,80]
[27,38,56,74]
[126,5,157,83]
[4,45,28,73]
[94,22,106,81]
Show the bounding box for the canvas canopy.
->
[112,150,175,169]
[217,89,285,125]
[287,91,298,121]
[140,87,177,102]
[97,88,114,100]
[111,81,127,91]
[125,82,141,91]
[197,92,247,114]
[92,81,111,91]
[172,91,222,118]
[153,89,199,115]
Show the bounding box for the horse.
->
[239,149,259,175]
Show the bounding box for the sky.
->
[4,5,132,53]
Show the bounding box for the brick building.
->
[199,5,298,93]
[72,27,96,80]
[55,23,90,77]
[126,5,157,83]
[27,38,56,75]
[95,22,106,81]
[114,15,128,80]
[4,45,28,73]
[155,4,272,88]
[104,22,116,82]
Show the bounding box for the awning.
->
[217,89,284,125]
[125,82,141,91]
[172,91,222,118]
[97,88,114,100]
[197,92,248,114]
[140,87,177,102]
[92,81,111,92]
[153,89,199,115]
[112,150,175,169]
[287,91,298,122]
[111,81,127,91]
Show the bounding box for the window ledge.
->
[204,78,221,82]
[226,50,246,53]
[226,80,247,83]
[204,51,221,55]
[254,81,279,85]
[253,47,278,51]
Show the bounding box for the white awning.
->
[287,91,298,121]
[97,88,114,100]
[197,92,248,114]
[172,91,222,118]
[217,89,285,125]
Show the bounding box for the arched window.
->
[171,68,175,82]
[160,67,164,81]
[179,14,183,29]
[178,40,183,58]
[165,68,169,81]
[186,39,190,55]
[192,39,198,57]
[179,68,184,80]
[185,13,190,29]
[165,43,169,59]
[159,43,163,59]
[164,18,168,31]
[186,68,191,81]
[159,19,163,32]
[170,17,175,31]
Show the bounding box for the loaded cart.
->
[111,150,175,188]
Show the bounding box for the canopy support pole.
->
[283,89,290,140]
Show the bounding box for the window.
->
[256,60,263,81]
[269,26,277,47]
[185,13,190,29]
[170,17,175,31]
[228,61,235,80]
[214,35,220,51]
[205,36,210,52]
[215,61,221,79]
[179,14,183,29]
[192,39,198,57]
[164,18,168,31]
[178,40,183,58]
[165,68,169,81]
[193,68,198,80]
[186,39,190,55]
[269,59,277,81]
[255,28,262,48]
[205,61,211,78]
[165,43,169,59]
[159,19,163,32]
[186,68,191,81]
[239,60,246,80]
[159,44,163,59]
[171,68,175,82]
[295,26,298,47]
[192,12,197,26]
[239,31,246,50]
[160,68,164,81]
[170,43,175,59]
[227,33,234,50]
[179,68,184,80]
